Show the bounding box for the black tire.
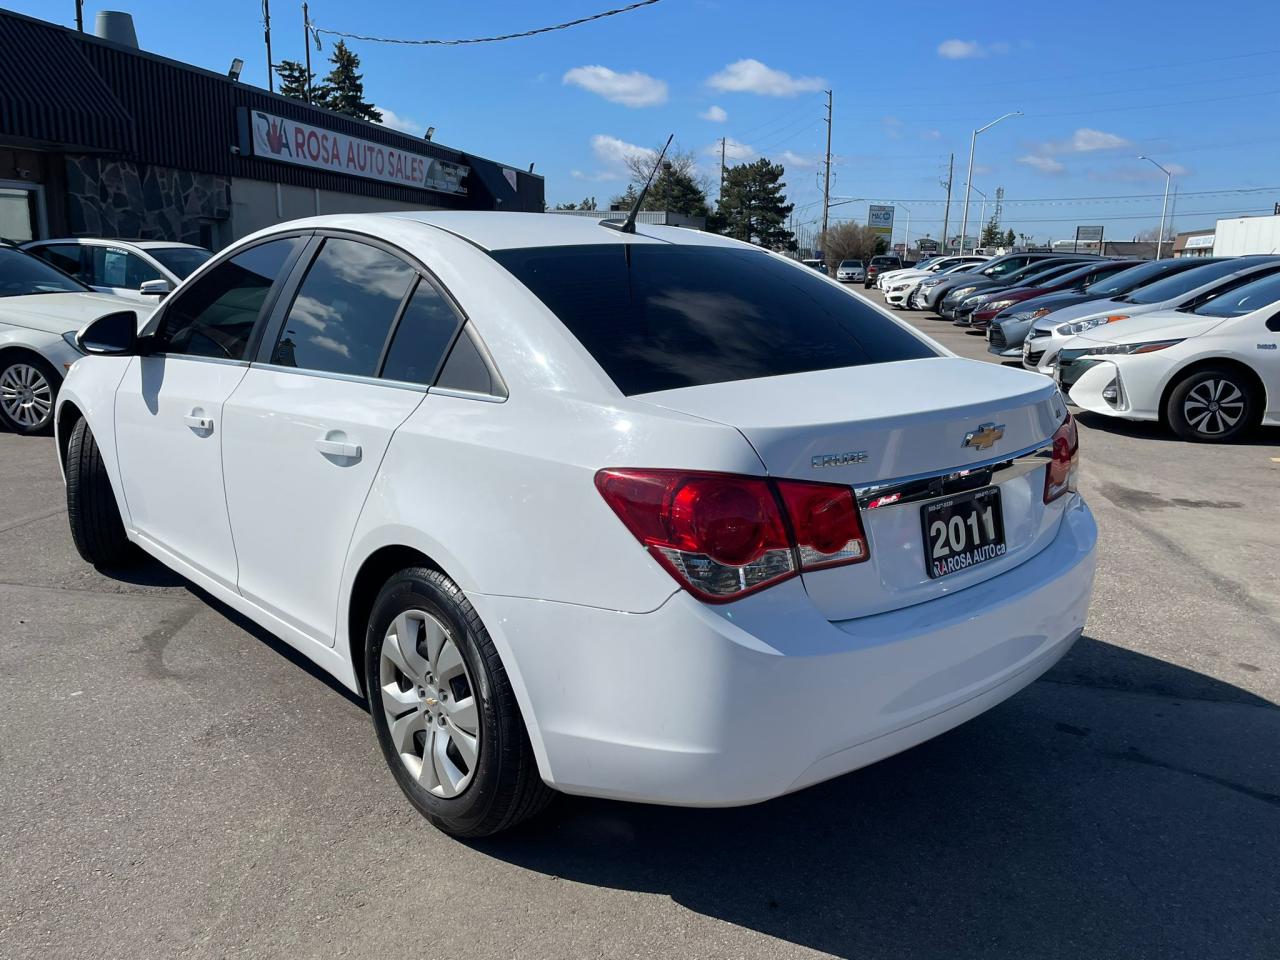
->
[0,352,60,435]
[1165,366,1258,443]
[366,567,553,837]
[65,418,134,566]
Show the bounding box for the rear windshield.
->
[490,244,936,395]
[1122,258,1262,304]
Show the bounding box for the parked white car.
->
[877,255,987,291]
[0,246,155,434]
[56,212,1096,836]
[1024,256,1280,374]
[1060,269,1280,441]
[885,260,986,310]
[835,259,865,282]
[23,238,211,301]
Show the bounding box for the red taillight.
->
[773,479,868,571]
[595,469,869,603]
[1044,414,1079,503]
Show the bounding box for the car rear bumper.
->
[470,495,1096,807]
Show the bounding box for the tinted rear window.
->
[490,244,936,395]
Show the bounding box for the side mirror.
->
[139,278,172,298]
[76,310,139,356]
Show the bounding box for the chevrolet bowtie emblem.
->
[424,697,438,708]
[962,422,1005,451]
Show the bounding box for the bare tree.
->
[820,223,881,273]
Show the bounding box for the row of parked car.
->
[0,238,210,433]
[872,251,1280,442]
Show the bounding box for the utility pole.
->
[303,2,314,104]
[820,90,833,247]
[941,152,954,254]
[263,0,274,93]
[719,137,727,200]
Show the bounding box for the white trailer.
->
[1213,214,1280,256]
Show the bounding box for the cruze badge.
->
[962,423,1005,451]
[812,451,869,468]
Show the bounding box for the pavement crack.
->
[0,506,66,534]
[1104,746,1280,808]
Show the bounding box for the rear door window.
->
[490,244,936,395]
[379,278,464,385]
[271,238,416,377]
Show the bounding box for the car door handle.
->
[315,436,362,460]
[183,412,214,432]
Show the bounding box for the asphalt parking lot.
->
[2,305,1278,960]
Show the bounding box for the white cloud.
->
[376,107,426,137]
[922,129,942,140]
[882,116,904,140]
[700,104,728,122]
[937,39,1010,60]
[570,169,623,182]
[591,133,653,169]
[1068,128,1130,152]
[778,150,817,169]
[1088,162,1192,183]
[707,59,825,97]
[563,65,668,107]
[1018,155,1066,175]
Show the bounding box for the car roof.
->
[382,211,745,252]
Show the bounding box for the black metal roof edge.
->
[0,6,481,163]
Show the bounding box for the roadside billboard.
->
[868,205,895,235]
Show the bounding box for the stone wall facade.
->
[65,156,230,245]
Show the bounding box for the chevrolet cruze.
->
[56,213,1096,837]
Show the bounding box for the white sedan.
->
[876,254,987,291]
[57,212,1096,836]
[1060,268,1280,441]
[1024,256,1280,374]
[0,245,155,434]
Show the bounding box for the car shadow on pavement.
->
[473,637,1278,960]
[1073,409,1280,447]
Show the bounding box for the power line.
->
[792,186,1280,207]
[313,0,661,45]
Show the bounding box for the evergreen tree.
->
[715,158,795,250]
[315,40,381,122]
[980,215,1002,247]
[645,166,711,219]
[274,59,314,102]
[610,184,640,210]
[1003,228,1017,248]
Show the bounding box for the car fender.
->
[53,356,134,513]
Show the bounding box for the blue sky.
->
[21,0,1280,243]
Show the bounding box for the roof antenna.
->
[602,134,673,234]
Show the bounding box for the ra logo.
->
[261,115,291,156]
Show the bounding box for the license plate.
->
[921,487,1006,579]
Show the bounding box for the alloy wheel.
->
[379,609,481,798]
[1183,378,1244,436]
[0,363,53,429]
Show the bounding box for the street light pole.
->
[960,111,1021,255]
[971,186,987,247]
[1138,155,1173,259]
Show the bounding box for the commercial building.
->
[1172,229,1215,258]
[0,9,542,250]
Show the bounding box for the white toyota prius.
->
[56,212,1096,837]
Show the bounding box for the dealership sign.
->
[244,109,468,195]
[868,204,895,235]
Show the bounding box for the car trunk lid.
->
[634,357,1070,620]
